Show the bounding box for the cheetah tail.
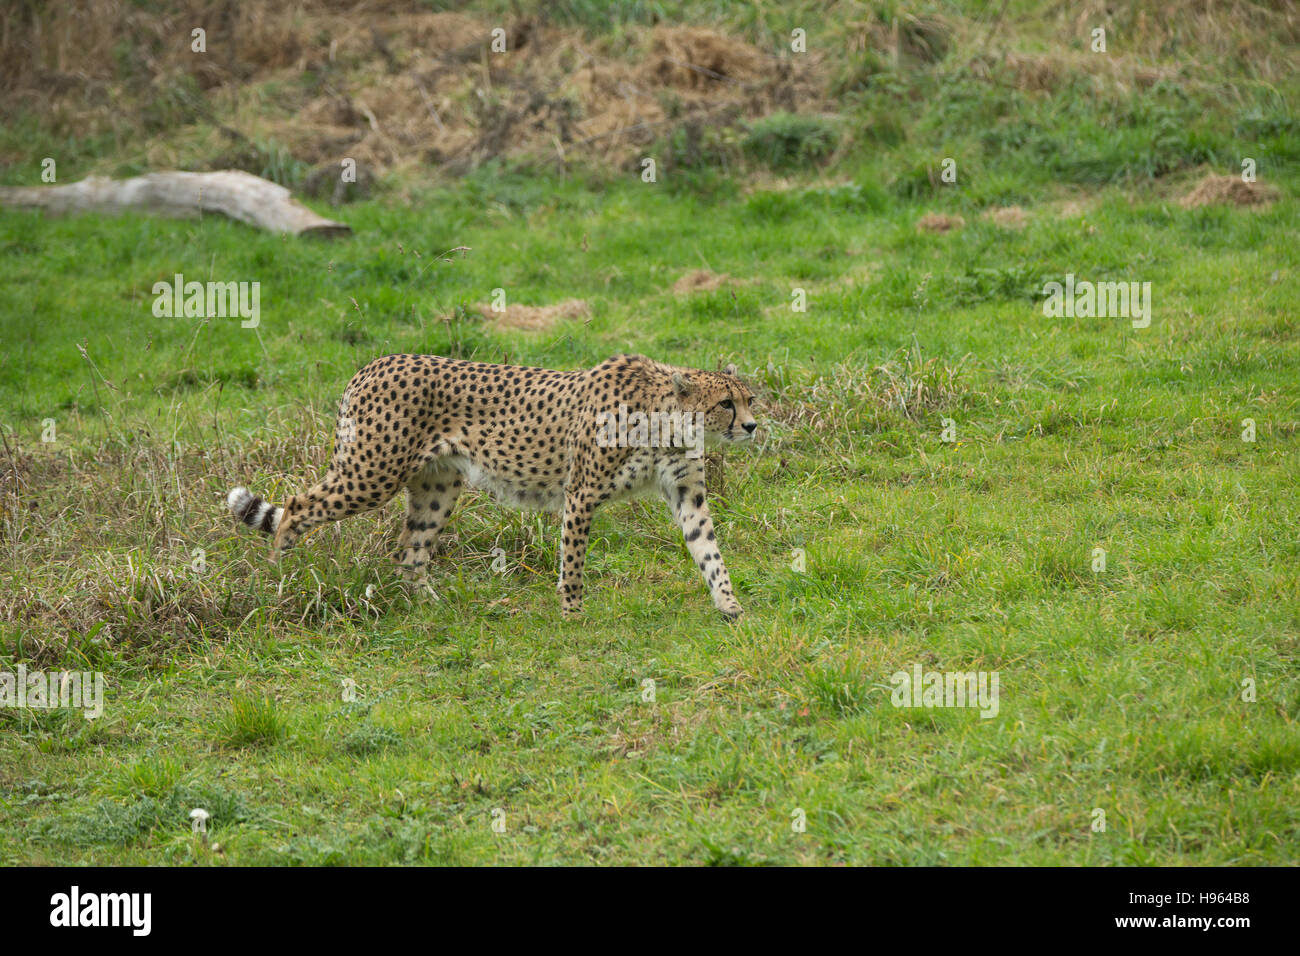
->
[226,486,282,535]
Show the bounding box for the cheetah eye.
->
[719,399,734,410]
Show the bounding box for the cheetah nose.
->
[742,422,757,434]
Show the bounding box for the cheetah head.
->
[671,363,758,446]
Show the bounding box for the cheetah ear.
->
[671,371,696,395]
[723,363,738,377]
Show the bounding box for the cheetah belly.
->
[445,455,565,514]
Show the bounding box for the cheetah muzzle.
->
[226,353,759,619]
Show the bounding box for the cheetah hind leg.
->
[397,464,463,584]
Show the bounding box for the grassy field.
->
[2,1,1299,865]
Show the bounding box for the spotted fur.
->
[227,353,758,618]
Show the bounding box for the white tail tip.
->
[227,486,252,513]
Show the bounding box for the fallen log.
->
[0,169,351,238]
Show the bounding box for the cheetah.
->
[226,353,758,618]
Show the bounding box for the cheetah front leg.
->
[557,490,595,617]
[657,458,743,620]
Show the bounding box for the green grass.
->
[2,161,1296,864]
[1,0,1298,865]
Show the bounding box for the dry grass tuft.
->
[916,212,965,233]
[1177,174,1280,209]
[671,269,732,295]
[847,12,953,65]
[1054,199,1091,219]
[0,3,826,177]
[471,298,590,331]
[968,50,1176,96]
[983,206,1029,229]
[0,399,409,664]
[645,26,764,90]
[757,349,975,461]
